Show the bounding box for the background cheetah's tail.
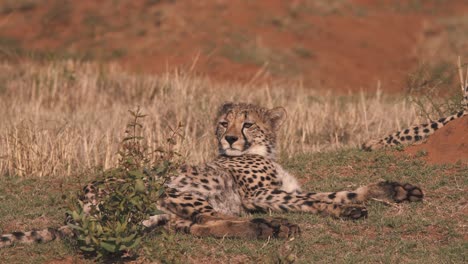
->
[361,109,467,151]
[363,80,468,151]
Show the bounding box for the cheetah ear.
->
[268,107,287,130]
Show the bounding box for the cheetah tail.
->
[0,225,73,249]
[361,109,467,151]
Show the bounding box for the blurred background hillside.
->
[1,0,467,93]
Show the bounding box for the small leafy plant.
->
[67,107,184,259]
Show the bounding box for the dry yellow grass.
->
[0,61,424,178]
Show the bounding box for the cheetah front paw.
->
[251,218,300,239]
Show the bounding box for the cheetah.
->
[362,85,468,151]
[0,102,423,247]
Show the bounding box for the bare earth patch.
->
[404,116,468,165]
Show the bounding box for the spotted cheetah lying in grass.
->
[0,102,423,248]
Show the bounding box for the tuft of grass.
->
[220,38,275,66]
[220,33,302,77]
[41,0,72,28]
[293,46,314,59]
[415,149,428,157]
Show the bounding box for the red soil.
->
[0,0,467,92]
[404,116,468,165]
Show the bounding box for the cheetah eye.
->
[243,122,254,128]
[219,121,228,128]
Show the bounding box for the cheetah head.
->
[215,102,286,159]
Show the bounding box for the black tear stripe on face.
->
[239,111,250,150]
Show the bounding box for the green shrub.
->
[67,107,183,259]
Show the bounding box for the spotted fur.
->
[362,85,468,151]
[0,102,424,248]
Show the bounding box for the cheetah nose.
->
[225,135,239,145]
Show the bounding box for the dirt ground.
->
[1,0,467,92]
[404,115,468,165]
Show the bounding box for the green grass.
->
[1,149,467,263]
